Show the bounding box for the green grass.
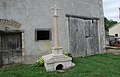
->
[0,54,120,77]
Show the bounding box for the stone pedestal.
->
[52,47,63,55]
[42,47,75,72]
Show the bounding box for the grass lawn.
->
[0,54,120,77]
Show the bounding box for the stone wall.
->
[106,46,120,55]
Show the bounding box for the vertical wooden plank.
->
[85,20,90,37]
[68,17,77,56]
[68,17,86,56]
[0,34,2,67]
[85,20,99,56]
[1,34,8,64]
[76,18,86,56]
[86,37,93,55]
[92,20,99,54]
[85,20,94,56]
[89,20,95,55]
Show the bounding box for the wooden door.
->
[68,17,99,56]
[68,18,86,56]
[85,20,99,55]
[1,33,22,65]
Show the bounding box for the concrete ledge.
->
[106,46,120,55]
[106,46,120,49]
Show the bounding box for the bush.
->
[64,52,72,57]
[35,58,44,67]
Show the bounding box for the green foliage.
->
[35,58,44,67]
[63,52,72,57]
[0,54,120,77]
[104,17,118,31]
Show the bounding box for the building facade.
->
[109,23,120,38]
[0,0,105,65]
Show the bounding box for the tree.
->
[104,17,118,31]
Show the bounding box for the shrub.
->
[64,52,72,57]
[35,58,44,67]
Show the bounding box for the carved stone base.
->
[52,47,63,55]
[42,47,75,72]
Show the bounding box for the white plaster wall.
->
[0,0,105,64]
[109,24,120,37]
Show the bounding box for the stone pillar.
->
[51,5,63,55]
[52,5,60,48]
[54,15,59,48]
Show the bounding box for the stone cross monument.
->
[42,4,75,72]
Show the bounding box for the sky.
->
[103,0,120,22]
